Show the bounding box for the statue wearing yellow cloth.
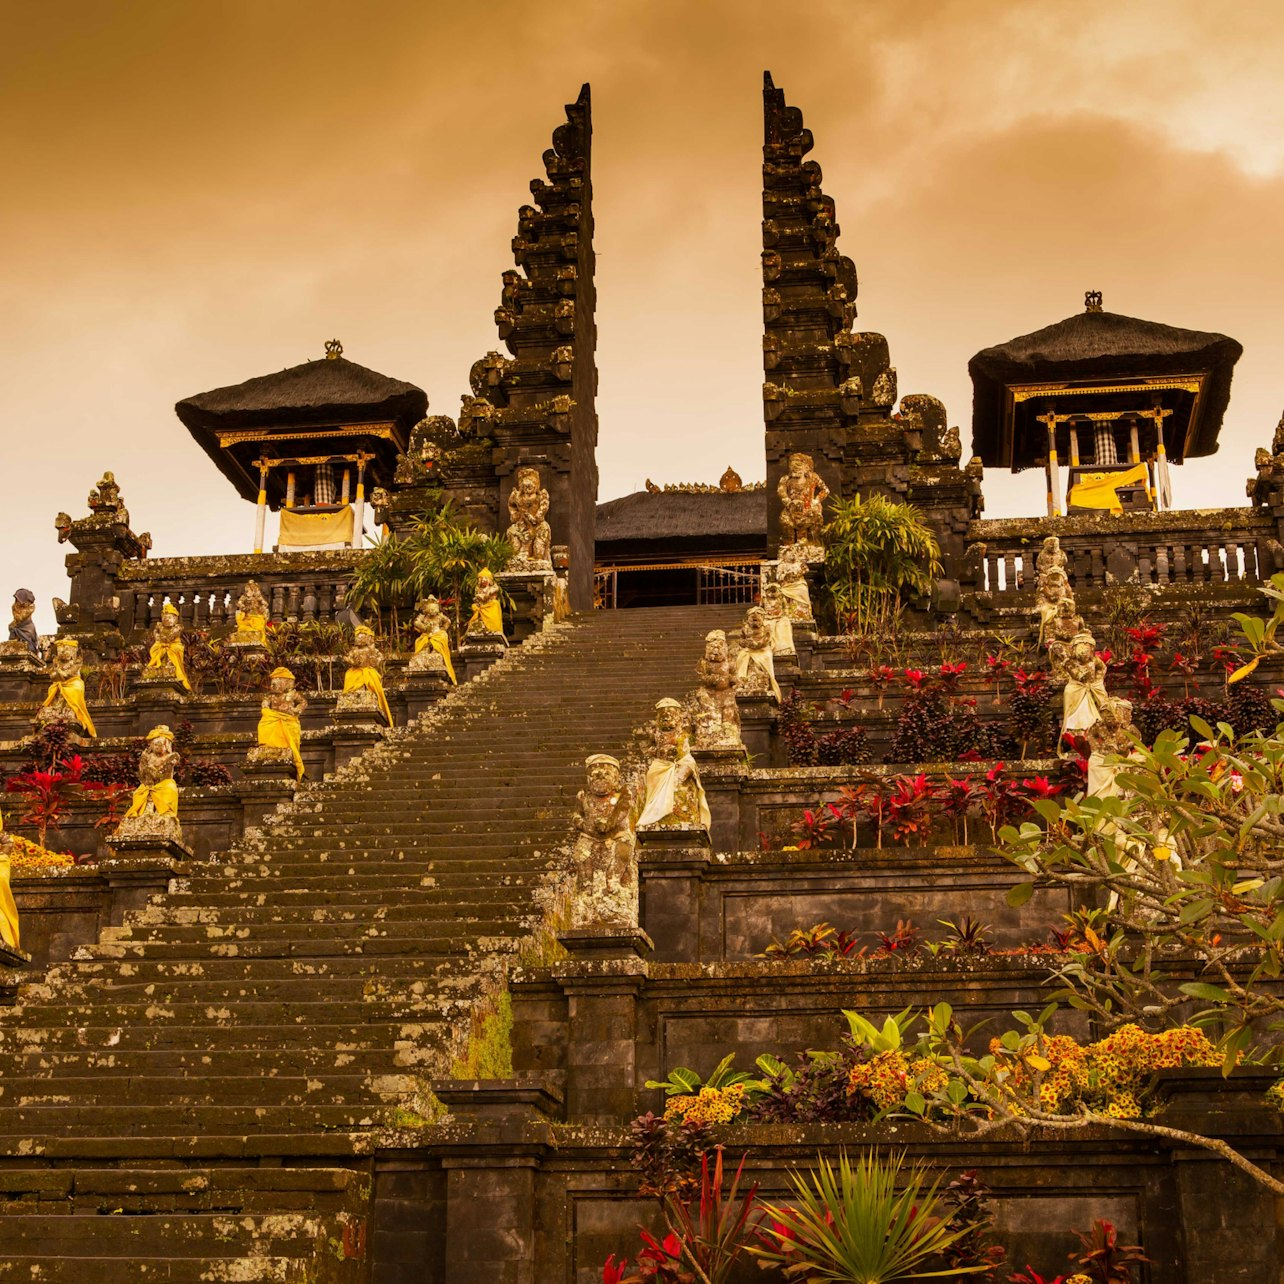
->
[408,596,457,684]
[253,667,307,780]
[144,602,191,690]
[635,698,712,831]
[114,725,185,848]
[0,810,21,952]
[466,568,505,640]
[37,639,96,737]
[339,625,393,725]
[232,579,270,645]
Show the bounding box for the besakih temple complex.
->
[0,73,1279,1282]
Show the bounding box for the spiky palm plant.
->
[751,1149,991,1282]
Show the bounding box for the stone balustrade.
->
[966,507,1280,595]
[113,550,365,637]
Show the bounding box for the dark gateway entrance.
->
[592,481,768,608]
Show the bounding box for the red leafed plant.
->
[1070,1218,1150,1283]
[886,773,935,845]
[790,808,835,850]
[5,755,85,851]
[604,1149,760,1284]
[871,664,896,709]
[901,668,928,693]
[940,775,978,845]
[938,659,968,688]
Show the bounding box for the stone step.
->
[0,1103,405,1137]
[0,1255,316,1282]
[0,1020,452,1054]
[8,995,465,1028]
[0,1044,431,1079]
[169,872,547,897]
[45,954,467,985]
[73,933,519,961]
[118,900,534,927]
[99,911,533,943]
[0,1072,420,1107]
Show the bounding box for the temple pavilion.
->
[969,291,1242,517]
[175,339,427,554]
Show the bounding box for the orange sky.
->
[4,0,1283,626]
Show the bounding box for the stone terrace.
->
[0,605,739,1282]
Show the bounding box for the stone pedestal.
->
[331,695,386,769]
[439,1148,547,1284]
[552,928,651,1123]
[0,940,31,969]
[133,682,186,734]
[792,620,817,671]
[691,744,748,853]
[399,670,451,722]
[432,1079,564,1124]
[736,692,779,765]
[496,570,557,644]
[0,643,42,703]
[242,746,300,783]
[99,844,188,927]
[459,635,507,682]
[635,822,711,964]
[134,668,188,698]
[773,649,799,698]
[224,639,268,663]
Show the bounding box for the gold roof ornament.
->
[324,339,343,360]
[719,466,743,493]
[1085,290,1103,313]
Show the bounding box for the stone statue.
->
[761,580,795,656]
[776,543,813,622]
[635,698,711,830]
[735,606,781,701]
[1085,695,1139,798]
[338,625,392,725]
[250,667,307,780]
[1036,535,1068,578]
[505,466,553,571]
[7,589,38,658]
[694,629,741,749]
[144,602,191,690]
[1034,566,1072,647]
[87,471,128,525]
[466,568,505,639]
[1060,632,1109,743]
[408,595,457,683]
[1046,598,1086,680]
[569,754,638,927]
[37,640,95,737]
[777,451,829,551]
[233,580,270,645]
[115,725,183,845]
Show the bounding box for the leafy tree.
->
[346,503,512,636]
[822,494,941,637]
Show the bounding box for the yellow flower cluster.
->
[663,1084,746,1126]
[6,836,75,875]
[846,1051,949,1111]
[1267,1080,1284,1113]
[1067,1275,1093,1284]
[990,1024,1220,1120]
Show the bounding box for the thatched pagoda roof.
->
[176,352,427,504]
[596,489,767,544]
[969,308,1242,469]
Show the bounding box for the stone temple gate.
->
[0,72,1279,1284]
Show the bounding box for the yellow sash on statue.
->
[235,611,267,637]
[258,708,304,780]
[636,754,712,830]
[343,666,393,726]
[147,640,191,691]
[735,648,781,702]
[414,632,457,684]
[467,599,504,637]
[124,779,179,819]
[43,678,96,737]
[0,855,18,950]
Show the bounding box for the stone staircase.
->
[0,605,738,1281]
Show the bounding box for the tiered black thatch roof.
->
[970,309,1242,468]
[176,355,427,503]
[595,489,767,545]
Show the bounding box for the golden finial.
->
[1084,290,1103,313]
[325,339,343,360]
